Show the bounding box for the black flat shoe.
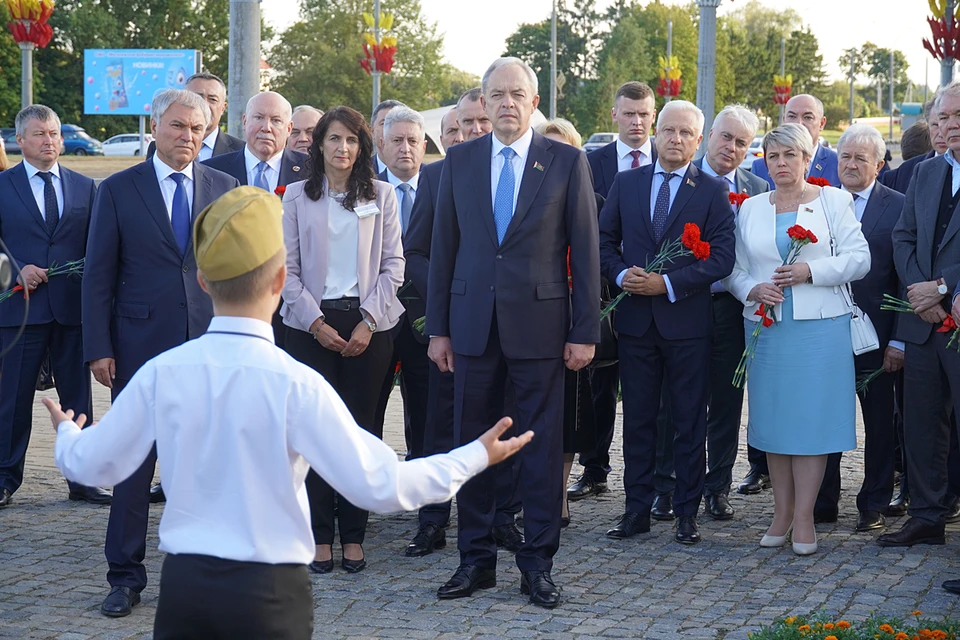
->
[944,579,960,595]
[737,468,771,495]
[492,521,524,552]
[885,489,909,517]
[651,494,675,521]
[876,517,945,547]
[341,546,366,573]
[856,510,886,532]
[437,565,497,599]
[705,494,734,520]
[0,488,11,508]
[567,475,607,501]
[813,507,838,524]
[520,570,561,609]
[406,522,446,557]
[606,512,650,539]
[308,559,334,574]
[100,585,140,618]
[68,484,113,505]
[676,515,700,545]
[946,496,960,524]
[149,483,166,504]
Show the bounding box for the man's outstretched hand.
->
[41,397,88,432]
[477,417,534,466]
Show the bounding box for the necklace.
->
[775,183,806,212]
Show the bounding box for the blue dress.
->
[744,212,857,455]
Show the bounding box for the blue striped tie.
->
[169,173,190,253]
[494,147,517,244]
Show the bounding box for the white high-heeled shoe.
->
[760,523,793,547]
[792,531,818,555]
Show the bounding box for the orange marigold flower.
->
[825,623,836,630]
[798,625,811,632]
[880,624,896,634]
[912,611,924,616]
[785,617,796,625]
[825,636,839,640]
[837,621,852,629]
[895,634,910,640]
[931,631,947,640]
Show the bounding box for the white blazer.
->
[723,186,871,322]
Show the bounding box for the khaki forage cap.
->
[193,186,284,282]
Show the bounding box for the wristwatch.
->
[363,317,377,333]
[938,278,949,296]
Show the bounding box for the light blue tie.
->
[494,147,517,244]
[254,160,269,191]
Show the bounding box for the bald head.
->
[440,109,463,150]
[783,93,826,147]
[242,91,294,161]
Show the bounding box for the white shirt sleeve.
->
[289,380,489,514]
[54,365,158,487]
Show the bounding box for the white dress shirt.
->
[616,137,653,173]
[152,153,194,220]
[23,159,64,218]
[385,168,420,234]
[244,147,283,193]
[322,192,361,300]
[54,316,489,565]
[944,150,960,196]
[197,129,219,162]
[490,126,534,215]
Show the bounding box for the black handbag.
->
[591,282,619,368]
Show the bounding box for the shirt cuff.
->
[450,440,489,475]
[663,274,677,303]
[57,420,80,435]
[887,340,905,352]
[616,269,628,288]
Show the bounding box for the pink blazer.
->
[280,177,405,333]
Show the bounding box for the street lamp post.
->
[228,0,261,138]
[695,0,722,154]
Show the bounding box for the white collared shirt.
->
[385,168,420,234]
[945,150,960,196]
[54,316,489,565]
[244,146,283,193]
[152,153,194,220]
[22,159,64,218]
[700,157,737,193]
[490,126,534,215]
[842,180,876,223]
[197,129,219,162]
[616,137,653,173]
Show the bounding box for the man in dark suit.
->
[147,72,244,161]
[83,89,239,617]
[883,99,939,195]
[0,105,109,507]
[428,58,599,608]
[815,125,905,531]
[571,81,657,504]
[881,84,960,551]
[599,100,735,546]
[371,100,406,174]
[751,94,840,188]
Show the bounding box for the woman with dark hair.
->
[280,106,405,574]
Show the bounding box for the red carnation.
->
[692,240,711,261]
[729,192,749,208]
[806,177,830,187]
[681,223,702,249]
[275,185,286,197]
[804,229,819,243]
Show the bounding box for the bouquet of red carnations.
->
[0,258,85,303]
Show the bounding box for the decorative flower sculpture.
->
[656,55,682,98]
[359,11,398,75]
[6,0,55,48]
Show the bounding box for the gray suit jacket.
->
[693,157,770,198]
[892,155,960,344]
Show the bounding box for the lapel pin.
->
[533,161,544,172]
[292,165,301,172]
[686,178,696,188]
[815,164,822,171]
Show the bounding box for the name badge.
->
[354,203,380,218]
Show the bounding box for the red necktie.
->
[630,150,642,169]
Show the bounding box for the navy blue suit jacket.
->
[850,181,905,348]
[598,163,736,340]
[82,160,240,380]
[0,163,96,328]
[202,148,306,189]
[751,142,840,188]
[587,140,657,197]
[402,159,444,307]
[147,130,245,160]
[880,150,936,195]
[427,132,600,358]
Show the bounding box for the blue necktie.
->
[254,160,269,191]
[169,173,190,253]
[398,182,413,234]
[652,172,676,241]
[37,171,59,235]
[494,147,517,244]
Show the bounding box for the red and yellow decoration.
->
[5,0,55,48]
[359,11,398,75]
[656,55,682,98]
[924,0,960,63]
[773,73,792,105]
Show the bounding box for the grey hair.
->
[713,104,760,140]
[372,100,405,123]
[15,105,61,137]
[482,57,539,96]
[837,123,886,163]
[935,82,960,114]
[762,123,814,160]
[924,92,940,121]
[657,100,705,135]
[245,91,292,121]
[151,89,211,126]
[383,106,425,137]
[293,105,323,118]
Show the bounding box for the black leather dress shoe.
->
[521,570,561,608]
[877,517,945,547]
[605,512,650,539]
[437,565,497,599]
[68,484,113,505]
[0,488,11,508]
[856,510,886,532]
[705,494,734,520]
[149,483,166,504]
[943,579,960,595]
[567,475,607,501]
[737,468,771,495]
[406,522,446,557]
[101,586,140,618]
[814,507,838,524]
[885,490,909,517]
[675,515,700,545]
[308,559,334,574]
[651,494,675,521]
[492,522,524,552]
[946,496,960,524]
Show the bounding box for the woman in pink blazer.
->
[281,106,404,574]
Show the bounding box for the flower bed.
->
[748,613,958,640]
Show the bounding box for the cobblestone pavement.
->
[2,386,960,639]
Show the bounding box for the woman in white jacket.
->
[723,124,870,555]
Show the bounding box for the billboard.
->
[83,49,199,116]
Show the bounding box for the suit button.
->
[179,302,186,308]
[496,254,503,260]
[182,266,189,273]
[49,242,54,247]
[489,286,495,291]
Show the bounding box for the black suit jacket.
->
[82,160,240,380]
[427,131,600,358]
[587,140,657,197]
[202,148,307,189]
[881,150,936,195]
[146,129,245,160]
